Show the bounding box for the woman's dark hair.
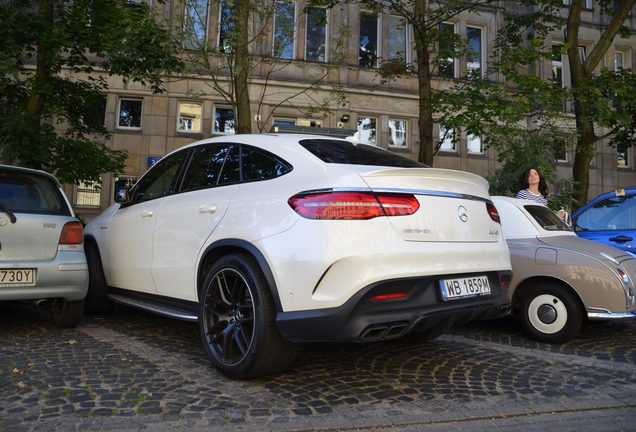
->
[519,167,549,198]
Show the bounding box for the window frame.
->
[183,0,210,50]
[466,25,484,78]
[438,22,458,78]
[273,0,297,59]
[438,125,456,152]
[75,181,101,208]
[117,98,143,130]
[305,6,328,62]
[618,145,631,169]
[178,101,203,133]
[357,116,377,145]
[389,15,410,65]
[214,106,236,135]
[359,10,380,68]
[466,133,484,155]
[388,118,408,148]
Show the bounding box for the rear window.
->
[299,139,427,168]
[0,171,71,216]
[525,205,571,232]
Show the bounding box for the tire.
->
[50,298,85,328]
[519,283,583,343]
[84,242,113,315]
[199,253,298,379]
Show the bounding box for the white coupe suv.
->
[84,134,512,379]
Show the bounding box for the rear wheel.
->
[84,242,113,315]
[519,283,583,343]
[199,254,298,379]
[50,298,85,328]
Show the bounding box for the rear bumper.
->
[276,270,512,342]
[0,251,89,302]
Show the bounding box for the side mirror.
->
[115,188,130,205]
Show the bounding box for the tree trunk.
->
[414,0,434,166]
[234,0,252,134]
[23,0,54,170]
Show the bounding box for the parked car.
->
[493,196,636,343]
[84,134,513,379]
[0,165,88,327]
[571,187,636,252]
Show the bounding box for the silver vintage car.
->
[0,165,88,327]
[493,196,636,343]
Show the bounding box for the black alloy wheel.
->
[199,254,298,379]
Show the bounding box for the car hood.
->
[537,234,635,264]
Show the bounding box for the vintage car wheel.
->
[84,242,113,315]
[519,284,583,343]
[50,298,85,328]
[199,254,298,379]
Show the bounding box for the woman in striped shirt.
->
[517,167,568,219]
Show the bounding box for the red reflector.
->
[59,221,83,245]
[288,191,419,220]
[369,292,408,301]
[501,281,509,286]
[487,202,501,224]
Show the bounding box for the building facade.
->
[62,0,636,223]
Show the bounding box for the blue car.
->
[571,187,636,252]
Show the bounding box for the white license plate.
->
[0,269,35,286]
[440,275,491,300]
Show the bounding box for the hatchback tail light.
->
[288,191,420,220]
[486,202,501,224]
[59,221,84,245]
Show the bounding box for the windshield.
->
[299,139,428,168]
[524,205,571,232]
[0,170,70,216]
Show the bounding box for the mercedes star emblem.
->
[458,206,468,222]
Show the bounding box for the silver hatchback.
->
[0,165,88,327]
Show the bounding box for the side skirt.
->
[107,287,199,322]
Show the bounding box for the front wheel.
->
[519,284,583,343]
[199,254,298,379]
[84,242,113,315]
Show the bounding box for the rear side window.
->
[0,171,71,216]
[524,205,571,231]
[181,145,232,191]
[299,139,427,168]
[574,195,636,231]
[242,147,292,182]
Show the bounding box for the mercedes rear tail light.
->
[288,191,420,220]
[486,202,501,224]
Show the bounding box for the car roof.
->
[0,164,62,188]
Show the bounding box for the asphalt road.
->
[2,302,636,431]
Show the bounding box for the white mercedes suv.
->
[84,134,512,379]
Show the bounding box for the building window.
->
[467,133,483,154]
[357,116,377,144]
[273,1,295,59]
[439,23,457,78]
[466,26,483,78]
[179,102,202,132]
[552,44,564,87]
[556,139,568,162]
[214,107,235,133]
[184,0,209,50]
[389,15,407,63]
[618,144,630,168]
[298,119,322,127]
[118,99,142,129]
[273,117,296,125]
[218,0,234,53]
[439,125,455,151]
[388,118,407,147]
[76,181,100,207]
[306,7,327,62]
[359,11,378,68]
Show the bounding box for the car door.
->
[572,193,636,252]
[151,144,240,300]
[104,149,189,293]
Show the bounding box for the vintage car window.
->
[524,205,571,231]
[573,195,636,231]
[180,144,231,191]
[299,139,427,168]
[217,146,241,185]
[130,150,188,204]
[242,146,292,182]
[0,171,70,216]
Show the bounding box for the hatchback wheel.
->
[519,284,583,343]
[50,298,85,328]
[199,254,298,379]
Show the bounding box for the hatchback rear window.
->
[0,171,71,216]
[299,139,427,168]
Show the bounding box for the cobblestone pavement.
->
[2,303,636,431]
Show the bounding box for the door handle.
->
[609,235,633,242]
[199,204,217,214]
[141,209,154,218]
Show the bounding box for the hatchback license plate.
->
[0,269,35,286]
[440,276,491,300]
